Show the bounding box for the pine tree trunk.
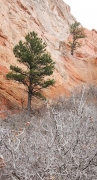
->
[71,40,74,55]
[27,87,32,112]
[71,46,74,55]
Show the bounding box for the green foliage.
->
[6,31,55,111]
[69,21,86,55]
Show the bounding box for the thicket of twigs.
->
[0,85,97,180]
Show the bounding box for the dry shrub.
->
[0,85,97,180]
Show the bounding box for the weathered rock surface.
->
[0,0,97,116]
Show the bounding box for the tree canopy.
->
[6,31,55,111]
[69,21,86,55]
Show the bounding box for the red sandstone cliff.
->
[0,0,97,116]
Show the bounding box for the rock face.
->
[0,0,97,115]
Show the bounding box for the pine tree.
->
[6,31,55,111]
[69,21,86,55]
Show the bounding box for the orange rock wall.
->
[0,0,97,116]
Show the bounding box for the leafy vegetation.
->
[6,31,55,111]
[69,21,86,55]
